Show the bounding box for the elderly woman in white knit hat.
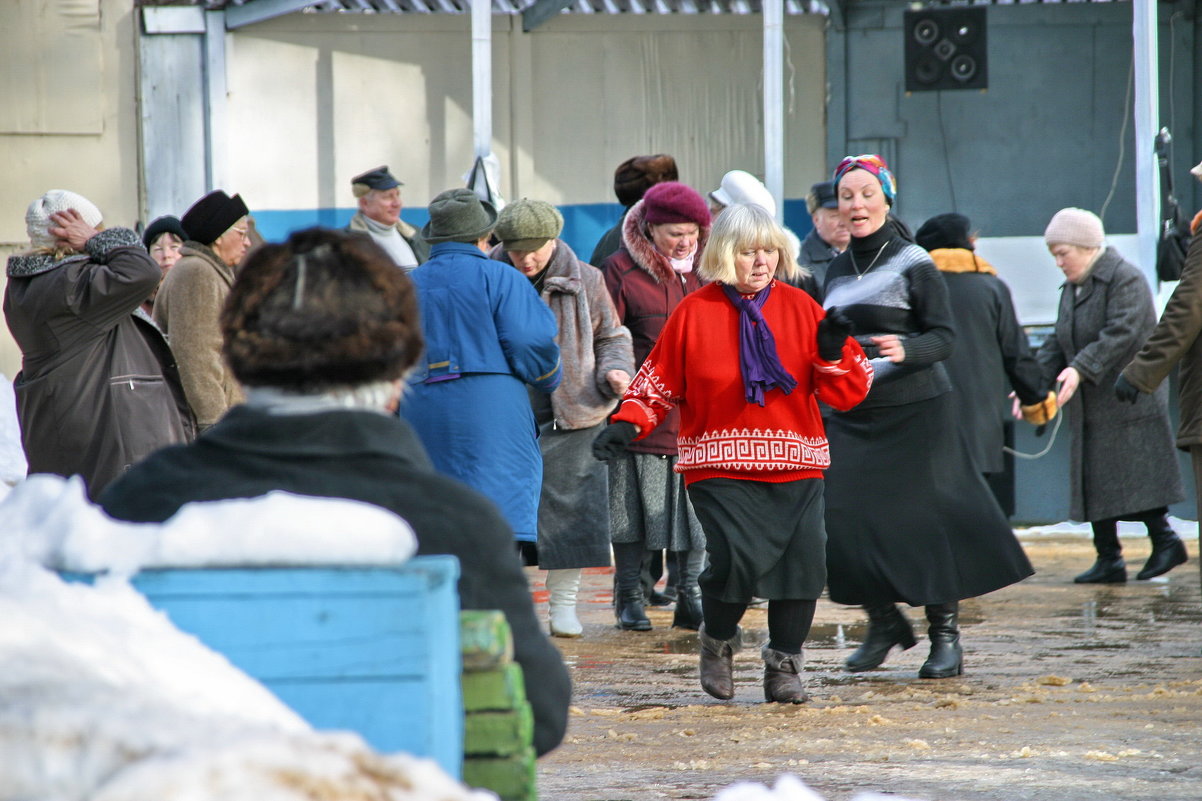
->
[1035,207,1187,584]
[3,190,195,499]
[490,199,636,637]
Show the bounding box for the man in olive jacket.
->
[1119,205,1202,579]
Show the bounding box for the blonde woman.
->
[594,204,871,703]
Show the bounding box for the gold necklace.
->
[850,242,888,280]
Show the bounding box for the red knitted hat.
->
[642,182,711,228]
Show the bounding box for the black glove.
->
[1114,374,1142,404]
[1034,424,1048,438]
[592,421,639,461]
[816,306,854,362]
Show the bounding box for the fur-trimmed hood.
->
[928,247,997,276]
[6,228,142,278]
[619,199,710,285]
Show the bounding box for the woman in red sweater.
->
[594,204,872,703]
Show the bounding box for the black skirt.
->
[823,392,1034,606]
[688,477,826,603]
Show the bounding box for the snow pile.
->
[0,477,494,800]
[1,474,417,575]
[712,774,927,801]
[0,376,25,495]
[1019,516,1198,541]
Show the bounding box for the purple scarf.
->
[721,283,797,406]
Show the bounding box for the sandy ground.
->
[530,536,1202,801]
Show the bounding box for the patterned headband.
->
[833,154,897,203]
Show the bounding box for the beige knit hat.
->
[26,190,103,249]
[1044,207,1105,249]
[494,198,563,251]
[1191,159,1202,181]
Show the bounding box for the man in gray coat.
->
[346,166,429,272]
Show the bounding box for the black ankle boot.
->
[1074,556,1127,583]
[846,604,917,672]
[919,602,963,679]
[1077,520,1126,583]
[615,588,651,631]
[1137,526,1188,580]
[672,586,703,630]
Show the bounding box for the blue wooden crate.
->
[67,555,463,776]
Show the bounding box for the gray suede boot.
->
[698,625,742,700]
[761,645,809,704]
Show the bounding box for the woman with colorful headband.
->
[821,155,1034,679]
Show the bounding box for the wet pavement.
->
[529,536,1202,801]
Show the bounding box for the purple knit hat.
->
[642,182,711,228]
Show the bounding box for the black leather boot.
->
[1075,520,1126,583]
[615,587,651,631]
[698,625,741,700]
[845,604,917,672]
[1136,518,1188,580]
[761,645,808,704]
[672,586,703,630]
[919,602,963,679]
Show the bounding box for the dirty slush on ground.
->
[529,537,1202,801]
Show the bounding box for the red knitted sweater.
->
[612,281,872,485]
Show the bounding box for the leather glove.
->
[1114,374,1143,404]
[592,421,639,461]
[1021,391,1058,425]
[816,306,855,362]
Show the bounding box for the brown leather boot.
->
[761,645,809,704]
[698,625,741,700]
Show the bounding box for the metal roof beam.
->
[522,0,576,30]
[225,0,316,30]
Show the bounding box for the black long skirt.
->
[688,478,826,603]
[824,392,1034,607]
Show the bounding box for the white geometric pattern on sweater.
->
[676,428,831,472]
[624,359,677,428]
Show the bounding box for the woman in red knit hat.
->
[598,181,712,632]
[595,204,872,703]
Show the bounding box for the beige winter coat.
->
[152,242,244,429]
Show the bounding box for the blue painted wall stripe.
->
[252,201,815,267]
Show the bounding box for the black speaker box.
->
[904,6,988,92]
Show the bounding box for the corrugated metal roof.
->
[203,0,827,14]
[155,0,1131,17]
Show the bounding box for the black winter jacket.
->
[99,405,571,756]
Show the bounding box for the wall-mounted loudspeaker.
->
[904,6,988,92]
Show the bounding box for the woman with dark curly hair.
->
[100,227,571,757]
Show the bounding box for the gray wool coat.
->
[1036,246,1184,521]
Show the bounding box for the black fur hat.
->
[222,228,423,392]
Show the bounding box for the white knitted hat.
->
[709,170,777,217]
[26,190,103,249]
[1044,207,1105,249]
